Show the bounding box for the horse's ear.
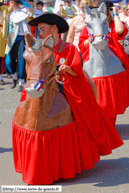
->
[98,2,107,14]
[25,33,35,47]
[43,35,54,48]
[84,4,91,15]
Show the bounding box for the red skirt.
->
[92,71,129,118]
[12,119,123,185]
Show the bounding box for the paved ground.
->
[0,75,129,193]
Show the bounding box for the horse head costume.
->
[13,34,74,131]
[83,2,125,77]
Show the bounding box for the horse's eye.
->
[46,58,53,64]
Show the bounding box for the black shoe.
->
[0,80,5,85]
[10,79,17,89]
[17,85,24,92]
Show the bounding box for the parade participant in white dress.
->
[5,0,31,91]
[66,0,92,50]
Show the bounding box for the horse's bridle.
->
[27,75,56,85]
[27,74,63,91]
[88,34,110,42]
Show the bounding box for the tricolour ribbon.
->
[34,79,46,91]
[102,34,110,41]
[88,34,94,42]
[88,34,110,42]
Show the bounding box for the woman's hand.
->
[113,7,119,14]
[59,65,70,74]
[84,39,90,49]
[113,7,124,35]
[59,65,77,76]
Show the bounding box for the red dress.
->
[13,39,123,185]
[78,21,129,118]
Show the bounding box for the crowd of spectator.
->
[0,0,129,91]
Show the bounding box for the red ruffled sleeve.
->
[109,20,128,40]
[78,26,89,63]
[109,21,129,71]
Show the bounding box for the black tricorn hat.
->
[28,12,69,33]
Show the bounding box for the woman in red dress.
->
[78,2,129,125]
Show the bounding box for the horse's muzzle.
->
[92,40,107,50]
[25,87,45,98]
